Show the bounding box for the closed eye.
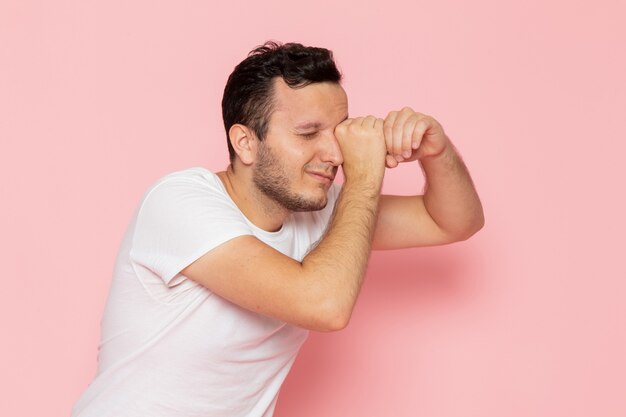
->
[299,131,318,139]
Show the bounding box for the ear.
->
[228,124,257,166]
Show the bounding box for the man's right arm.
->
[181,117,386,332]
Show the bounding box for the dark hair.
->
[221,41,342,162]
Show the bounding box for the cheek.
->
[272,136,316,168]
[286,146,310,164]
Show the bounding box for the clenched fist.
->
[334,116,387,183]
[383,107,450,168]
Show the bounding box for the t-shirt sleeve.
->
[129,176,253,287]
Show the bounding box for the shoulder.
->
[139,167,229,204]
[134,167,244,225]
[146,167,223,194]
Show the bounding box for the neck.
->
[217,165,289,232]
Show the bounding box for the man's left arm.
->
[372,107,484,250]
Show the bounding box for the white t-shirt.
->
[72,167,341,417]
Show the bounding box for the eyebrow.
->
[294,122,323,131]
[294,114,349,131]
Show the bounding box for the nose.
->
[319,132,344,166]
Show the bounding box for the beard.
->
[252,142,330,212]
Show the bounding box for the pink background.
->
[2,1,625,416]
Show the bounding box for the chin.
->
[287,191,328,212]
[291,199,327,212]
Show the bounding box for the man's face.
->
[252,78,348,212]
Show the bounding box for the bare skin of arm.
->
[182,116,387,332]
[373,108,484,250]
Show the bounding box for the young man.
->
[72,41,484,417]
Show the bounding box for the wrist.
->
[421,140,456,165]
[342,175,383,198]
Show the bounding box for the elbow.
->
[299,269,363,332]
[318,314,350,333]
[457,212,485,241]
[323,309,352,332]
[442,212,484,243]
[471,210,486,236]
[309,300,352,332]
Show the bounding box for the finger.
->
[385,154,399,168]
[337,118,353,128]
[411,118,430,154]
[363,115,377,128]
[383,111,398,157]
[392,109,414,160]
[373,117,384,128]
[402,115,419,158]
[352,117,364,126]
[334,119,351,137]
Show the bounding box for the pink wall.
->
[2,1,625,416]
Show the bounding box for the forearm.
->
[302,179,381,329]
[421,140,484,239]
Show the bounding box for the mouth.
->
[307,171,335,184]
